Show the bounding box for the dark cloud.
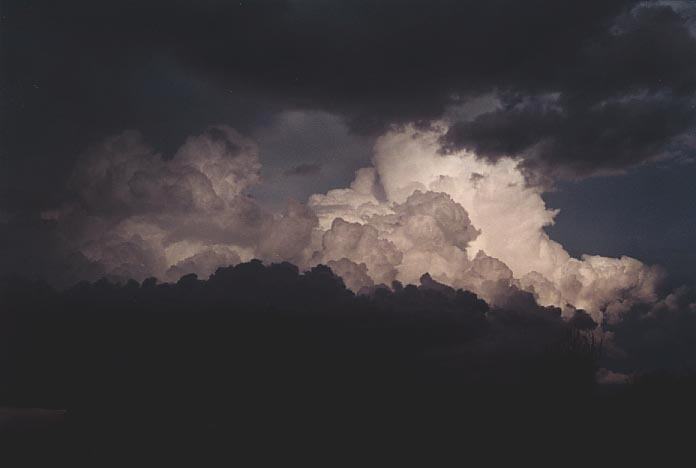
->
[3,0,695,213]
[607,286,696,372]
[0,259,598,404]
[0,259,652,460]
[284,162,322,177]
[5,259,694,454]
[442,5,696,179]
[441,5,696,178]
[569,310,599,331]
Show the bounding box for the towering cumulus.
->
[53,123,662,325]
[310,124,663,321]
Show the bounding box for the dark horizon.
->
[2,259,695,463]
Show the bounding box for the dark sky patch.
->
[284,163,322,177]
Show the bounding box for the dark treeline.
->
[1,260,694,464]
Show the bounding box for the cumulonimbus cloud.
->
[310,124,664,322]
[48,123,666,326]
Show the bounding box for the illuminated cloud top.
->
[39,124,663,328]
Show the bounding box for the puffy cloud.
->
[316,218,402,286]
[46,123,665,329]
[325,258,374,293]
[257,200,318,265]
[309,167,389,229]
[388,190,480,252]
[309,124,664,321]
[58,126,271,281]
[174,126,261,200]
[366,191,481,290]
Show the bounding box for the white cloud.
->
[57,122,664,325]
[64,126,267,281]
[309,123,664,320]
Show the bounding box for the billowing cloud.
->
[52,125,318,283]
[310,124,664,321]
[41,123,666,329]
[316,218,403,286]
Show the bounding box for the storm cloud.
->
[3,0,696,214]
[21,123,664,333]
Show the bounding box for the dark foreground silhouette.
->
[1,261,694,464]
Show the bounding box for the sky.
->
[1,1,696,326]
